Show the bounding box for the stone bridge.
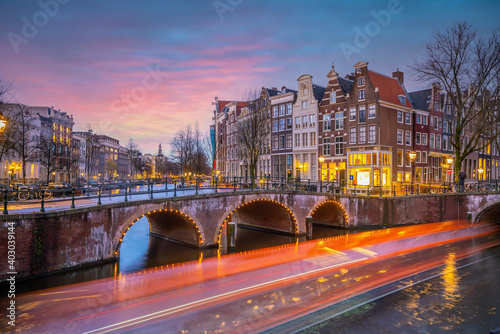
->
[1,190,500,280]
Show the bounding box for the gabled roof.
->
[408,89,432,111]
[368,71,412,108]
[216,100,246,114]
[338,77,353,96]
[264,88,280,97]
[313,84,326,102]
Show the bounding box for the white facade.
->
[292,74,322,181]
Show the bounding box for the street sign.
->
[447,168,453,173]
[349,175,354,180]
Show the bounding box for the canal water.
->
[9,218,355,294]
[6,219,500,333]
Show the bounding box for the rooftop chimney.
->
[272,87,277,91]
[392,68,404,84]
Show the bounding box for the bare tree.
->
[37,131,58,184]
[411,21,500,178]
[170,123,211,176]
[127,138,142,178]
[237,89,270,184]
[0,80,17,164]
[84,126,102,183]
[10,104,38,184]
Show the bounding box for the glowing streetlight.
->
[0,115,7,134]
[318,156,325,192]
[409,151,416,194]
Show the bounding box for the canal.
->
[4,219,500,333]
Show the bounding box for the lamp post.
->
[409,151,416,194]
[52,171,56,182]
[318,155,325,192]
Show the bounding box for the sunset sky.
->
[1,0,499,154]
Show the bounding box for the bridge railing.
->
[1,177,499,214]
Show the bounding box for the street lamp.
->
[318,156,325,192]
[0,115,7,134]
[52,171,56,182]
[446,156,454,184]
[409,151,416,194]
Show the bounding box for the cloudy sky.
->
[1,0,499,154]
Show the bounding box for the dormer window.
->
[330,91,337,104]
[398,95,406,105]
[358,77,365,86]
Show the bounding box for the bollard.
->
[227,221,237,249]
[306,216,313,240]
[3,189,8,215]
[71,188,75,209]
[40,189,45,213]
[405,185,408,196]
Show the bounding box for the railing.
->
[1,177,499,215]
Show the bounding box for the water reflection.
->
[7,222,375,295]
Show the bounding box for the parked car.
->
[13,183,29,191]
[48,182,64,189]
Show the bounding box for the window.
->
[416,132,421,145]
[446,105,451,113]
[399,96,406,105]
[323,137,331,156]
[286,117,292,129]
[368,125,376,142]
[436,134,441,149]
[404,151,411,167]
[397,150,403,166]
[295,116,301,129]
[434,117,439,130]
[279,105,285,116]
[422,133,428,146]
[349,107,356,121]
[302,100,308,109]
[422,115,428,125]
[397,129,403,144]
[302,115,308,127]
[358,89,365,100]
[350,127,357,144]
[416,114,421,124]
[443,136,448,151]
[335,137,344,155]
[359,106,366,123]
[434,101,439,110]
[405,131,411,146]
[405,112,411,125]
[335,112,344,130]
[279,135,285,149]
[323,114,331,131]
[368,104,376,118]
[286,103,292,115]
[272,136,278,150]
[430,133,435,148]
[359,126,366,143]
[358,77,365,86]
[294,134,300,147]
[416,151,421,163]
[273,106,278,117]
[330,91,337,104]
[422,151,427,163]
[309,114,316,127]
[302,133,308,146]
[310,132,316,146]
[286,134,292,148]
[279,119,285,131]
[397,110,403,123]
[273,120,278,132]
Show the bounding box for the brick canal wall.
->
[0,192,499,281]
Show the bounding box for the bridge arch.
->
[114,208,205,256]
[215,198,299,246]
[309,200,349,227]
[474,200,500,224]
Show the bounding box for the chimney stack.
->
[392,68,404,84]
